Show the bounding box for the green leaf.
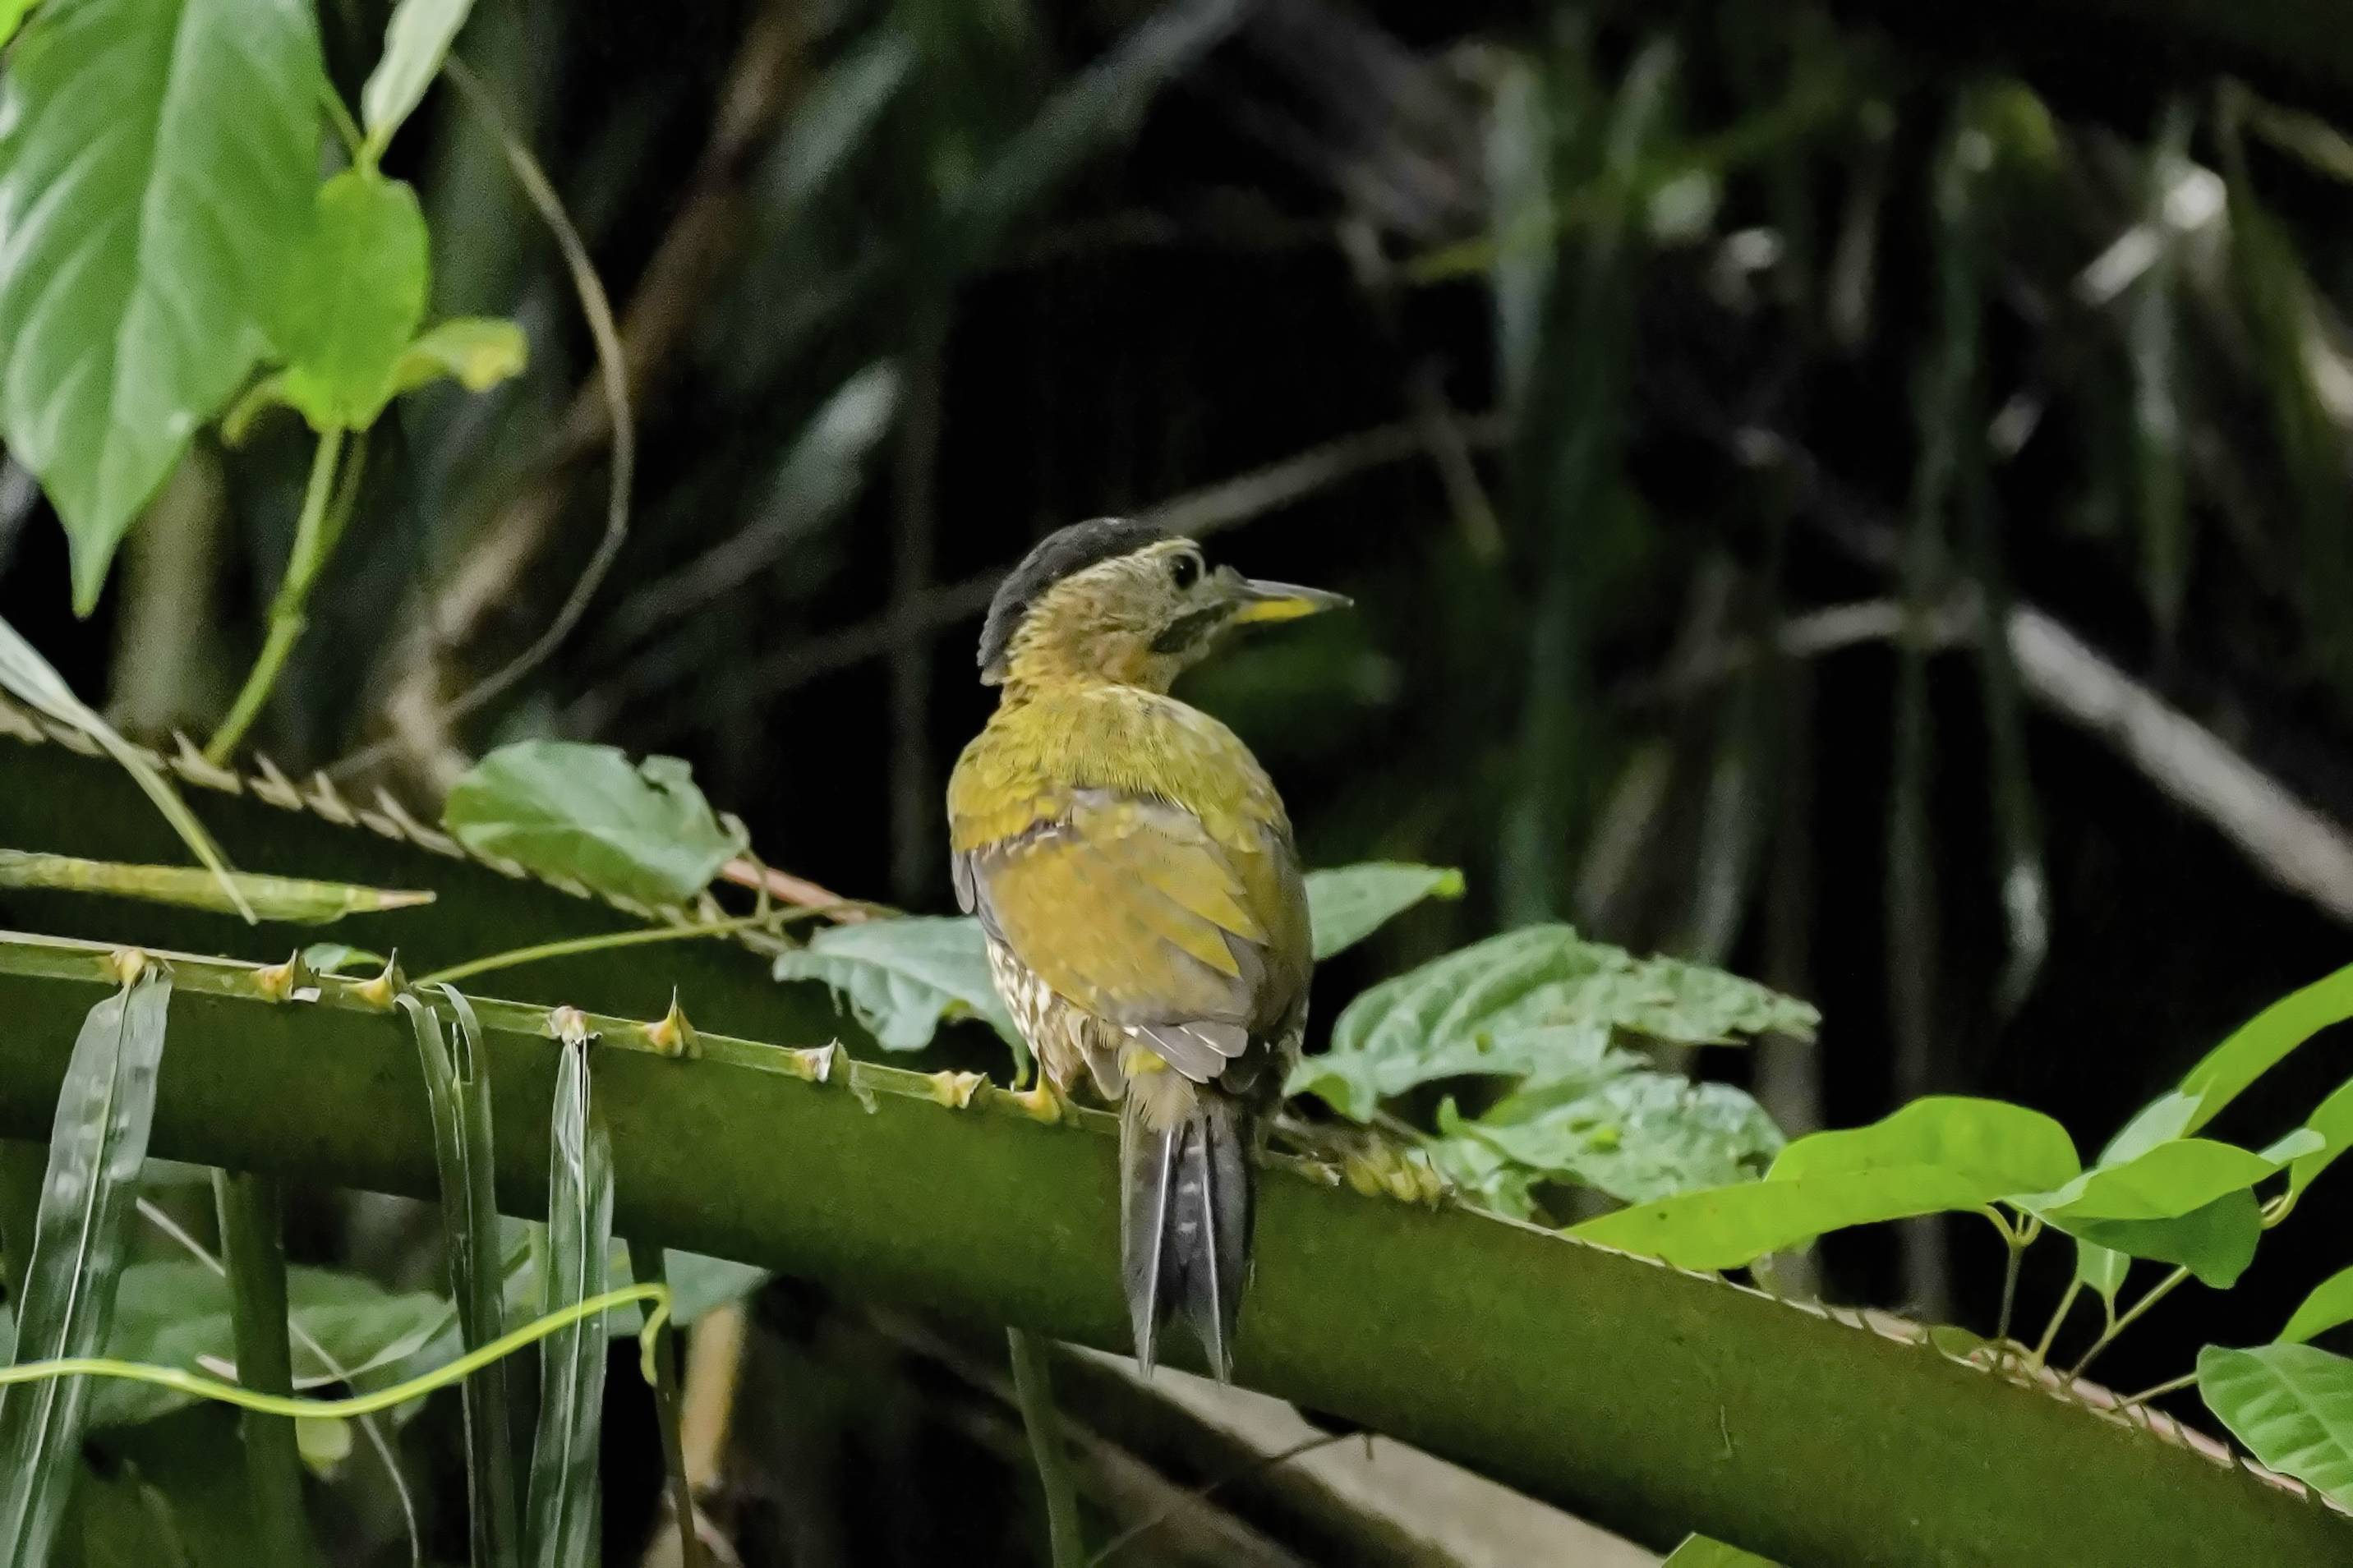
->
[1569,1166,2001,1271]
[360,0,474,157]
[80,1408,257,1568]
[2283,1267,2353,1345]
[0,0,35,51]
[89,1262,449,1427]
[2019,1138,2280,1222]
[1771,1096,2080,1194]
[771,916,1020,1053]
[0,0,323,610]
[0,967,171,1566]
[2180,962,2353,1132]
[300,943,386,977]
[2075,1239,2131,1310]
[601,1249,768,1336]
[1663,1535,1784,1567]
[2095,1090,2201,1166]
[1446,1072,1783,1204]
[1294,925,1815,1120]
[2199,1343,2353,1506]
[1305,863,1465,960]
[0,616,254,921]
[443,740,748,906]
[398,987,519,1568]
[274,170,431,431]
[389,316,528,396]
[2290,1075,2353,1199]
[2064,1191,2263,1289]
[525,1037,608,1568]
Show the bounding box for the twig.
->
[414,911,794,987]
[1009,1329,1086,1568]
[1085,1432,1356,1566]
[628,1243,707,1568]
[332,54,634,781]
[2068,1266,2191,1384]
[2031,1277,2084,1368]
[2116,1371,2199,1414]
[207,428,348,764]
[650,416,1498,740]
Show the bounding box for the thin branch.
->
[646,416,1495,741]
[331,54,638,781]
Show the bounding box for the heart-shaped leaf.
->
[1294,924,1814,1121]
[0,0,324,609]
[2199,1343,2353,1507]
[1305,863,1464,960]
[274,170,431,431]
[1568,1166,2001,1271]
[443,741,747,906]
[1771,1097,2079,1194]
[771,916,1019,1054]
[1444,1072,1782,1205]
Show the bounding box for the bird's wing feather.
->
[959,786,1304,1079]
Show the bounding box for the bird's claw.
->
[1006,1079,1069,1124]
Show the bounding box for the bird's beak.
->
[1227,578,1351,625]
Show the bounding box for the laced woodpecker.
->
[946,518,1347,1377]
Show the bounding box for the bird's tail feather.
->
[1121,1092,1254,1380]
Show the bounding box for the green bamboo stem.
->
[0,931,2335,1568]
[213,1170,320,1568]
[206,426,348,766]
[1008,1329,1084,1568]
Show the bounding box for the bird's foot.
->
[1006,1078,1070,1124]
[1272,1115,1443,1206]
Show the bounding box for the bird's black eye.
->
[1168,553,1202,591]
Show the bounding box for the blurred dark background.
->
[11,0,2353,1560]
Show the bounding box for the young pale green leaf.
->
[2199,1343,2353,1508]
[0,849,430,923]
[2290,1076,2353,1199]
[2018,1138,2281,1222]
[1294,925,1814,1120]
[443,740,748,906]
[2282,1267,2353,1345]
[1446,1072,1783,1205]
[2062,1191,2263,1289]
[2095,1090,2201,1166]
[1305,863,1465,960]
[0,0,35,49]
[0,0,323,610]
[1661,1536,1784,1567]
[771,916,1020,1053]
[525,1040,610,1568]
[2075,1239,2131,1308]
[88,1262,450,1427]
[0,617,253,920]
[1769,1096,2079,1193]
[360,0,474,156]
[1568,1166,2001,1271]
[300,944,387,977]
[598,1248,769,1337]
[389,317,528,397]
[2179,962,2353,1132]
[0,968,172,1566]
[274,170,431,431]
